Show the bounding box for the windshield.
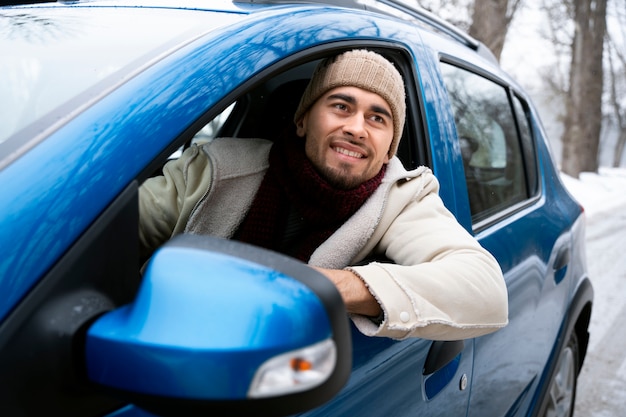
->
[0,5,241,145]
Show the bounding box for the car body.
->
[0,1,593,416]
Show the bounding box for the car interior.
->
[170,50,421,173]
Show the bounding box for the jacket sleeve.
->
[138,144,213,260]
[348,172,509,340]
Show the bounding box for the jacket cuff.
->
[346,264,416,339]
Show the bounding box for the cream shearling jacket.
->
[139,138,508,340]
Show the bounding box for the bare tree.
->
[538,0,574,96]
[604,5,626,167]
[416,0,474,31]
[467,0,523,61]
[416,0,523,61]
[560,0,607,177]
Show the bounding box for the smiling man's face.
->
[296,86,394,190]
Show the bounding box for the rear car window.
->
[440,62,531,223]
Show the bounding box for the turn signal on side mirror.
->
[248,338,337,398]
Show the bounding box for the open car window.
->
[171,48,424,172]
[168,103,235,160]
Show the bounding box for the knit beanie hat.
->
[293,50,406,158]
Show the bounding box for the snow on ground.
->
[561,168,626,226]
[561,168,626,416]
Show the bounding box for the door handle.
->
[554,245,570,271]
[423,340,465,375]
[553,245,570,283]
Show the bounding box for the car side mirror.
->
[84,234,352,417]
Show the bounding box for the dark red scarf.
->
[234,137,386,261]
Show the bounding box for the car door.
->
[437,58,576,416]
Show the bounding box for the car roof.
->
[3,0,497,60]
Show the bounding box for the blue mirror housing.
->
[84,235,351,416]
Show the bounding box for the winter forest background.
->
[412,0,626,177]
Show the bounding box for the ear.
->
[295,115,307,138]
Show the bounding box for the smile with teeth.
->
[333,146,365,159]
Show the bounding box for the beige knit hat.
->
[293,50,406,158]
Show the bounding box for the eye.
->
[369,113,391,126]
[333,103,349,112]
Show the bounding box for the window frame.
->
[438,56,541,231]
[510,91,539,199]
[138,41,431,183]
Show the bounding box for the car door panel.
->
[295,327,472,417]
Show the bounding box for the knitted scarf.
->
[234,137,386,262]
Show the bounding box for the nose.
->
[342,113,367,140]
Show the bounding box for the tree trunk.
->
[468,0,512,60]
[607,35,626,168]
[614,130,626,167]
[560,0,607,177]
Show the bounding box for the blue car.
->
[0,1,593,416]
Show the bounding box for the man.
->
[139,49,508,340]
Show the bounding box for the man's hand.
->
[313,267,382,318]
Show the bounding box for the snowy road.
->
[562,169,626,416]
